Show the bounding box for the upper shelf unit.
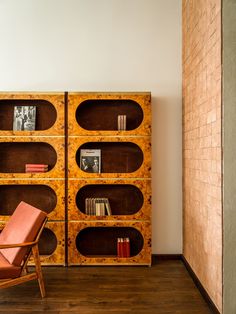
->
[0,93,65,136]
[0,136,64,178]
[68,92,151,136]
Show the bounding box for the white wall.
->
[0,0,182,254]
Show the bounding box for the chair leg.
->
[32,245,45,298]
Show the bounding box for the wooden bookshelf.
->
[67,92,151,266]
[0,93,66,265]
[0,91,151,266]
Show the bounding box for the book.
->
[124,238,130,257]
[13,106,36,131]
[80,149,101,173]
[118,115,126,131]
[25,164,48,168]
[104,198,112,215]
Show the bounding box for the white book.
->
[80,149,101,173]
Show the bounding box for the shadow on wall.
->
[151,95,182,253]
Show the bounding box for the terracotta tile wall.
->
[182,0,222,311]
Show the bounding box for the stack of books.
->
[117,237,130,257]
[25,164,48,173]
[85,198,112,216]
[118,115,126,131]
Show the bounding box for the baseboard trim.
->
[152,254,182,261]
[181,255,220,314]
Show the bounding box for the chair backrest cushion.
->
[0,201,47,266]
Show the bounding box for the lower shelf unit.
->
[67,221,151,266]
[68,178,151,221]
[0,179,65,221]
[0,221,65,266]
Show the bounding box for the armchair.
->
[0,201,47,297]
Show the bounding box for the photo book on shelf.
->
[80,149,101,173]
[13,106,36,131]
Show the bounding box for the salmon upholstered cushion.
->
[0,252,21,279]
[0,201,47,266]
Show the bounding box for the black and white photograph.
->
[80,149,101,173]
[13,106,36,131]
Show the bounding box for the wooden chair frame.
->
[0,218,47,297]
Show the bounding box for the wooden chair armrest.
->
[0,240,38,249]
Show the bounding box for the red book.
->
[120,238,125,257]
[117,238,121,257]
[25,167,48,171]
[124,238,130,258]
[25,164,48,168]
[25,169,47,173]
[25,170,47,173]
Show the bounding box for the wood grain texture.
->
[0,93,65,136]
[67,221,151,266]
[0,136,65,178]
[0,179,65,221]
[68,136,151,179]
[0,260,213,313]
[68,178,151,221]
[68,92,151,136]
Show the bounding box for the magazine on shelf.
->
[80,149,101,173]
[13,106,36,131]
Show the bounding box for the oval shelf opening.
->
[0,99,57,131]
[38,228,57,256]
[76,99,143,131]
[76,227,143,257]
[77,142,143,173]
[0,142,57,173]
[76,184,144,215]
[0,185,57,216]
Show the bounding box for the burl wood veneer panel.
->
[68,92,151,136]
[0,179,65,221]
[68,221,151,266]
[68,136,151,179]
[182,0,222,311]
[0,93,64,136]
[68,179,151,221]
[0,136,64,178]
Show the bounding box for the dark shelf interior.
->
[76,227,143,257]
[38,228,57,256]
[0,99,57,131]
[0,142,57,173]
[76,99,143,131]
[76,184,144,215]
[0,185,57,216]
[77,142,143,173]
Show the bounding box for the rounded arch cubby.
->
[29,221,65,266]
[0,93,65,136]
[0,137,65,178]
[0,221,65,266]
[68,179,151,221]
[68,136,151,179]
[68,92,151,136]
[67,221,151,265]
[0,179,65,221]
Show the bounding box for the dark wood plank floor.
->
[0,260,213,314]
